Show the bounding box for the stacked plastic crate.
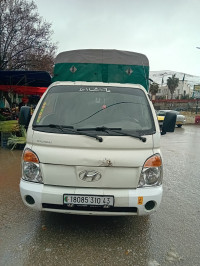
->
[0,120,18,148]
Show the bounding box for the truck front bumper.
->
[20,179,163,216]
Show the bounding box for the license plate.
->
[63,194,114,207]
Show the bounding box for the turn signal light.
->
[144,154,162,167]
[23,149,39,163]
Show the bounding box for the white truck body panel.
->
[20,81,163,215]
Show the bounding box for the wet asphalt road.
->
[0,125,200,266]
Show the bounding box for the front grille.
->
[42,203,137,213]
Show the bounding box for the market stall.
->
[0,70,51,108]
[0,70,51,148]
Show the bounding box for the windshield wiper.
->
[77,126,147,142]
[72,101,134,126]
[33,124,74,129]
[32,124,103,142]
[77,126,121,132]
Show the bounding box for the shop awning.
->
[0,70,51,96]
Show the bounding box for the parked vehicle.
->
[19,49,176,216]
[157,110,186,127]
[174,107,187,112]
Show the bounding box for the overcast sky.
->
[33,0,200,76]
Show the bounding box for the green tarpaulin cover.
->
[52,49,149,91]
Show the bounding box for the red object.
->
[195,116,200,124]
[22,97,29,103]
[0,85,47,96]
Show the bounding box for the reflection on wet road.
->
[0,125,200,266]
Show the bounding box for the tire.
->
[177,124,182,128]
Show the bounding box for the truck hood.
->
[30,130,156,167]
[25,130,160,188]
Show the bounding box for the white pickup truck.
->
[19,49,176,216]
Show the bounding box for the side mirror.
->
[19,106,31,129]
[161,111,177,135]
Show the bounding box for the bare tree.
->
[0,0,57,73]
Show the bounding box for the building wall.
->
[156,81,193,99]
[152,99,199,112]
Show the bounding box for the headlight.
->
[138,154,163,187]
[22,149,43,183]
[23,162,42,182]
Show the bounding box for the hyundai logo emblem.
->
[79,170,101,182]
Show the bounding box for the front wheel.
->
[177,124,182,128]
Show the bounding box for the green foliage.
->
[157,96,166,100]
[181,94,189,99]
[167,74,179,99]
[0,114,6,121]
[149,82,159,95]
[7,125,26,150]
[0,120,19,132]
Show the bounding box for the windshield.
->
[33,85,155,135]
